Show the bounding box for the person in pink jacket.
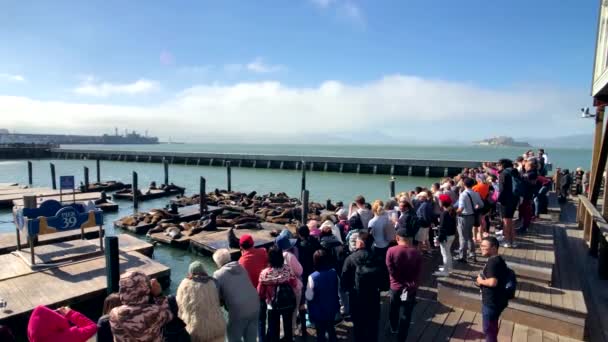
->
[27,305,97,342]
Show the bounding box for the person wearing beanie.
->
[27,305,97,342]
[276,229,304,337]
[213,249,260,342]
[238,234,269,342]
[295,224,321,335]
[109,271,173,342]
[176,262,226,342]
[434,194,457,277]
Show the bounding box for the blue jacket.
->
[306,269,340,322]
[416,201,435,228]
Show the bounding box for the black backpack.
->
[349,212,364,231]
[355,257,380,292]
[271,283,296,311]
[504,267,517,300]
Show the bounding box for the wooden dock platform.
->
[0,250,169,323]
[0,188,85,208]
[0,226,103,254]
[11,192,103,207]
[189,222,283,258]
[113,188,185,201]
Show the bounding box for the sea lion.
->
[227,228,240,249]
[234,222,262,230]
[165,226,181,239]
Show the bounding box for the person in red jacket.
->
[27,305,97,342]
[238,234,269,342]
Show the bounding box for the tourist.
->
[472,176,491,242]
[276,229,304,335]
[335,208,350,238]
[583,171,591,195]
[386,228,422,341]
[305,249,340,342]
[477,237,510,342]
[295,224,321,335]
[433,194,457,276]
[348,195,373,230]
[162,295,190,342]
[238,234,269,342]
[176,262,226,342]
[110,272,172,342]
[456,177,484,262]
[257,246,299,342]
[97,293,122,342]
[535,175,552,217]
[384,199,399,223]
[341,232,381,342]
[558,169,573,203]
[28,305,97,342]
[497,159,519,248]
[308,219,321,238]
[394,196,420,239]
[518,159,538,235]
[415,192,434,253]
[368,199,394,290]
[213,249,260,342]
[571,166,583,195]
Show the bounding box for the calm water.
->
[0,144,592,292]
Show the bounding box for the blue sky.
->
[0,0,601,142]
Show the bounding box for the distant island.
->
[474,136,531,147]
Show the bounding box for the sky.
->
[0,0,601,143]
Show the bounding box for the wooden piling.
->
[302,190,309,223]
[132,171,139,210]
[27,161,33,186]
[227,161,232,192]
[50,163,56,190]
[105,236,120,294]
[301,160,307,194]
[200,177,207,214]
[164,160,169,185]
[84,166,90,190]
[390,177,396,198]
[96,159,101,183]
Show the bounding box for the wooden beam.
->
[590,107,608,204]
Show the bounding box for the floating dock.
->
[51,148,482,177]
[113,187,185,201]
[0,235,166,324]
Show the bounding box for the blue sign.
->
[60,176,75,190]
[16,200,103,237]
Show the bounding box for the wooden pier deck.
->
[189,222,283,257]
[0,188,84,208]
[0,245,168,324]
[0,226,103,254]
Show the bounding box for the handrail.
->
[578,195,608,236]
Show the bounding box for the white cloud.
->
[223,58,285,74]
[73,79,160,97]
[246,58,285,73]
[0,73,26,82]
[1,75,587,142]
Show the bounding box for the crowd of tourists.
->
[14,148,571,342]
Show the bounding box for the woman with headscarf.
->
[258,246,299,342]
[176,261,226,342]
[109,271,173,342]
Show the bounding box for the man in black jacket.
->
[295,225,321,337]
[341,232,380,342]
[497,159,518,248]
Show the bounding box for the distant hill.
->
[522,134,593,149]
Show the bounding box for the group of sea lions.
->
[115,208,175,228]
[147,213,218,239]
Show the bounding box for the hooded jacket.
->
[176,275,226,342]
[109,271,173,342]
[27,305,97,342]
[213,261,260,321]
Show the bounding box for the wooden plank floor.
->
[11,192,102,206]
[0,226,103,254]
[0,250,170,322]
[0,234,154,281]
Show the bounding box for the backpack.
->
[355,257,380,292]
[504,267,517,300]
[348,212,364,231]
[271,283,296,311]
[511,170,525,198]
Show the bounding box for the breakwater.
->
[51,148,482,177]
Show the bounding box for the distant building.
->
[0,130,158,145]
